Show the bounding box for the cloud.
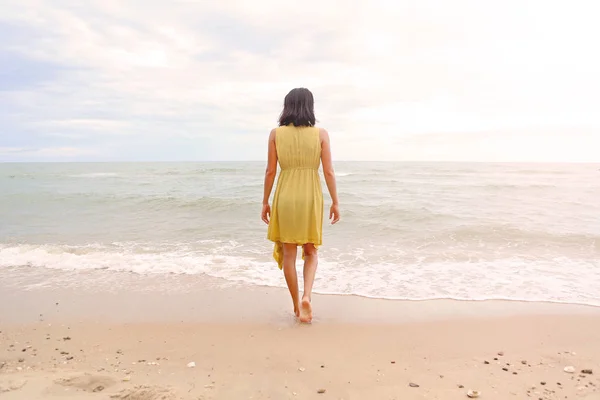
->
[0,0,599,162]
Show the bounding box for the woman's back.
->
[275,124,321,170]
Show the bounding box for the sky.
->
[1,0,600,162]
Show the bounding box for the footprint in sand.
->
[110,385,178,400]
[54,373,117,393]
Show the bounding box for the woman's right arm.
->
[320,128,340,224]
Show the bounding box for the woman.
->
[261,87,340,324]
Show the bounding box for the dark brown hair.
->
[278,88,316,127]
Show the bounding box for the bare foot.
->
[294,306,300,318]
[299,298,312,323]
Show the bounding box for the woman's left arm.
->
[261,128,277,223]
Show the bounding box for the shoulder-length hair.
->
[278,88,316,127]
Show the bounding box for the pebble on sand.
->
[581,369,593,374]
[564,366,575,373]
[497,351,504,356]
[186,362,196,368]
[317,388,326,394]
[409,382,420,388]
[467,389,480,398]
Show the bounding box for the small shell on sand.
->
[186,362,196,368]
[564,366,575,373]
[467,389,480,398]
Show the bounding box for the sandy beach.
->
[1,270,599,399]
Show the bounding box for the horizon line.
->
[1,160,600,164]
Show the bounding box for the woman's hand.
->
[261,203,271,224]
[329,204,340,224]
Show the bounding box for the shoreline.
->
[3,267,600,326]
[277,288,600,309]
[2,266,600,325]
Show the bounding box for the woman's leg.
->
[299,243,318,322]
[282,243,300,317]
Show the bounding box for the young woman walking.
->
[261,88,340,323]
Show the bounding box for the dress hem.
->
[267,238,322,270]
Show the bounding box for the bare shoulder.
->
[318,127,329,141]
[269,127,277,141]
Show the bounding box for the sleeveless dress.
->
[267,124,324,269]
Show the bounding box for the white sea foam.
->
[1,243,599,307]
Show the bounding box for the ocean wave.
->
[137,196,257,211]
[194,167,245,174]
[154,167,247,175]
[1,242,599,307]
[68,173,119,178]
[0,191,259,211]
[4,173,37,179]
[444,225,600,246]
[508,169,574,175]
[344,215,600,247]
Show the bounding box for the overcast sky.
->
[1,0,599,162]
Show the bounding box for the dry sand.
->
[1,270,600,399]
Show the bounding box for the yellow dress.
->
[267,124,324,269]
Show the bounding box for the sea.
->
[1,162,599,306]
